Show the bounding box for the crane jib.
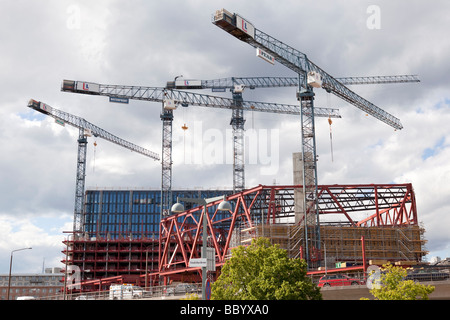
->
[61,80,341,118]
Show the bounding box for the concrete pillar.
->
[293,152,315,225]
[293,152,304,224]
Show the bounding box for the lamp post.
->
[171,195,231,300]
[7,247,32,300]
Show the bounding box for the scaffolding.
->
[62,234,159,291]
[240,223,427,265]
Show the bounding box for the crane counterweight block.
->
[62,80,100,95]
[28,99,52,115]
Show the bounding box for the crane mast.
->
[61,80,340,216]
[212,8,410,268]
[231,87,245,192]
[28,99,159,234]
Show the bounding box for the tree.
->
[367,263,435,300]
[211,237,322,300]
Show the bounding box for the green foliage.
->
[211,237,322,300]
[368,263,435,300]
[181,293,200,300]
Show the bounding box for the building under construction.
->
[63,157,427,291]
[63,180,427,291]
[62,188,233,291]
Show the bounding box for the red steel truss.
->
[158,183,417,278]
[318,183,417,227]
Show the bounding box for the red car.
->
[318,274,362,287]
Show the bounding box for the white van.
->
[109,284,144,300]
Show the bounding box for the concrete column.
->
[293,152,304,225]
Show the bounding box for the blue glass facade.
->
[84,189,233,239]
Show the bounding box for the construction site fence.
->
[32,283,202,300]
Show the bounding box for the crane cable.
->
[328,117,334,162]
[181,105,189,161]
[93,141,98,173]
[251,105,255,129]
[327,93,334,162]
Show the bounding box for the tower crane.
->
[167,74,419,192]
[61,80,340,217]
[212,8,415,267]
[27,99,160,234]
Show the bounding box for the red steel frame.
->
[158,183,417,278]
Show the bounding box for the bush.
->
[211,238,322,300]
[365,263,435,300]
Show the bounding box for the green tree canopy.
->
[211,237,322,300]
[367,263,435,300]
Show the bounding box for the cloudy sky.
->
[1,0,449,273]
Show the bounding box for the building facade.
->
[0,268,63,300]
[83,189,233,240]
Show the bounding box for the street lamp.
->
[7,247,32,300]
[171,195,231,300]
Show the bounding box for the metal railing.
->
[35,283,201,300]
